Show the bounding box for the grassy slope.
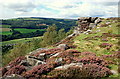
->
[0,25,12,35]
[1,36,42,46]
[73,19,119,77]
[2,36,43,66]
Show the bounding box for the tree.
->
[12,30,21,35]
[42,24,58,46]
[66,28,74,36]
[57,28,66,41]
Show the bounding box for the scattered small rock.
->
[110,70,118,75]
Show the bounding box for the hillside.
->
[0,17,120,79]
[1,17,76,41]
[1,17,76,34]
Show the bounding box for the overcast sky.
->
[0,0,119,19]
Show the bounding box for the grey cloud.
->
[102,2,118,6]
[63,5,77,8]
[92,2,118,6]
[4,2,36,12]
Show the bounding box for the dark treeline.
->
[2,30,46,41]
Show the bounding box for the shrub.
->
[34,48,62,57]
[48,66,88,79]
[100,43,112,48]
[57,49,80,58]
[0,67,8,76]
[2,43,29,65]
[57,51,73,58]
[63,57,74,64]
[23,63,60,79]
[118,65,120,73]
[108,29,113,34]
[73,56,108,67]
[65,49,80,53]
[48,64,112,79]
[3,65,26,77]
[83,64,112,77]
[67,44,77,49]
[80,52,96,56]
[8,56,26,67]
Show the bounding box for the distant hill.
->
[1,17,77,41]
[2,17,77,31]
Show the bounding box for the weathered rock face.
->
[74,17,101,34]
[55,63,83,70]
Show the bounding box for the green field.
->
[1,28,45,35]
[14,28,45,33]
[2,31,12,35]
[0,25,12,35]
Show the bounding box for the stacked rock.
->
[74,17,101,34]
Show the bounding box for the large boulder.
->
[29,48,47,55]
[55,57,63,63]
[57,44,68,50]
[55,63,83,70]
[37,53,46,60]
[94,18,101,24]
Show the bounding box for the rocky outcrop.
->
[1,45,113,79]
[74,17,101,34]
[55,63,83,70]
[57,44,68,50]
